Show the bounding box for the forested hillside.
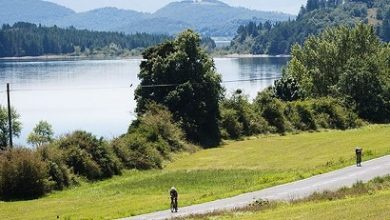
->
[0,22,170,57]
[231,0,390,55]
[0,0,292,37]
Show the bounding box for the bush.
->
[220,91,271,139]
[38,145,73,190]
[285,98,361,131]
[58,131,122,180]
[0,148,51,200]
[220,108,243,139]
[113,103,194,170]
[311,98,353,130]
[112,133,164,170]
[255,89,292,133]
[254,89,361,134]
[285,102,317,131]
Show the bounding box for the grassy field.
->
[189,190,390,220]
[189,176,390,220]
[0,125,389,219]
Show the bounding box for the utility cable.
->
[3,77,281,92]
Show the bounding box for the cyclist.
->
[169,186,178,212]
[355,148,362,167]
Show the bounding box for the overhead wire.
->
[0,76,281,92]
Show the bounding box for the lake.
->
[0,57,289,145]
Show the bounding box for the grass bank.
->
[186,176,390,220]
[0,125,389,219]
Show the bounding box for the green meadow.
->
[0,125,389,219]
[189,176,390,220]
[227,190,390,220]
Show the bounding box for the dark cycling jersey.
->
[170,188,178,198]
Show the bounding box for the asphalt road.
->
[122,155,390,220]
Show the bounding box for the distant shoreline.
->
[0,54,143,61]
[0,54,290,61]
[220,54,291,58]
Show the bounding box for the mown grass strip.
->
[0,125,389,219]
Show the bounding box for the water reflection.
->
[215,57,289,97]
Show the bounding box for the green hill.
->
[0,0,74,25]
[0,125,389,219]
[0,0,293,37]
[231,0,390,55]
[150,0,293,36]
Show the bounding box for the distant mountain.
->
[46,7,148,32]
[0,0,74,25]
[120,17,193,35]
[0,0,294,37]
[147,0,292,36]
[154,0,289,24]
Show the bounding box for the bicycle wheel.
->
[170,201,175,213]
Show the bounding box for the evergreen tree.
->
[0,22,170,57]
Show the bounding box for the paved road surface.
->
[122,155,390,220]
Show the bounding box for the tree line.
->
[0,22,171,57]
[231,0,390,55]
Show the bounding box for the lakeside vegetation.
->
[0,125,389,219]
[281,23,389,123]
[0,22,171,58]
[0,22,218,58]
[231,0,390,55]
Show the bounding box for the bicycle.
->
[170,197,178,213]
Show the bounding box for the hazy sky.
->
[46,0,307,15]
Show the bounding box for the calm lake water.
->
[0,57,289,145]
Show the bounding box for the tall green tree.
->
[283,24,390,122]
[27,121,54,147]
[0,106,21,150]
[135,30,223,147]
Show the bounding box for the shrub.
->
[134,103,189,153]
[38,145,73,190]
[220,108,243,139]
[58,131,122,180]
[311,98,351,129]
[262,99,292,133]
[114,103,194,170]
[247,114,271,135]
[254,89,291,133]
[112,133,163,170]
[286,102,317,131]
[220,90,270,138]
[0,148,51,200]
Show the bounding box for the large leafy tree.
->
[283,23,390,122]
[135,30,223,147]
[0,106,21,150]
[27,121,54,147]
